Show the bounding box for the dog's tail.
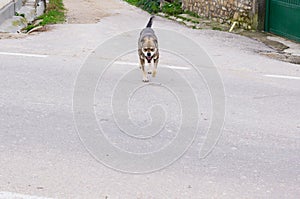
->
[146,16,155,28]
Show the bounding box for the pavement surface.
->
[0,0,299,198]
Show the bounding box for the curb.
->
[0,0,22,25]
[0,0,46,33]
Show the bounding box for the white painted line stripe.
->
[264,74,300,80]
[0,52,48,58]
[114,61,190,70]
[162,65,191,70]
[0,191,52,199]
[113,61,138,66]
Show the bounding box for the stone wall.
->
[182,0,259,29]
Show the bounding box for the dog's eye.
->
[150,48,154,52]
[143,48,147,52]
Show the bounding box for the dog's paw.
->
[143,78,149,82]
[152,70,157,77]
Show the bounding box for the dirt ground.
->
[0,32,26,39]
[64,0,124,24]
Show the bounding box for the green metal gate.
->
[265,0,300,42]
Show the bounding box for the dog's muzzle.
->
[146,55,152,63]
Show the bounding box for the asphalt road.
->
[0,2,299,198]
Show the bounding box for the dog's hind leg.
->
[140,58,149,82]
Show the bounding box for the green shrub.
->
[161,0,183,16]
[124,0,184,15]
[137,0,160,14]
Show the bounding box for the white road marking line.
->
[114,61,190,70]
[264,74,300,80]
[161,65,191,70]
[0,191,52,199]
[0,52,48,58]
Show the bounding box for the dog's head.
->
[141,36,158,63]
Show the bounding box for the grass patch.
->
[38,9,65,26]
[177,15,191,22]
[212,27,222,31]
[38,0,65,26]
[25,0,65,32]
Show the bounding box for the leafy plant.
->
[124,0,184,15]
[38,0,65,26]
[161,0,183,16]
[136,0,160,14]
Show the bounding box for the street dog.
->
[138,16,159,82]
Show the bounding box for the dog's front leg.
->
[148,61,152,74]
[152,58,159,77]
[140,58,149,82]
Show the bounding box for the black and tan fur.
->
[138,16,159,82]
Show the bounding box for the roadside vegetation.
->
[123,0,203,26]
[38,0,65,25]
[124,0,183,16]
[123,0,230,31]
[124,0,199,18]
[25,0,65,32]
